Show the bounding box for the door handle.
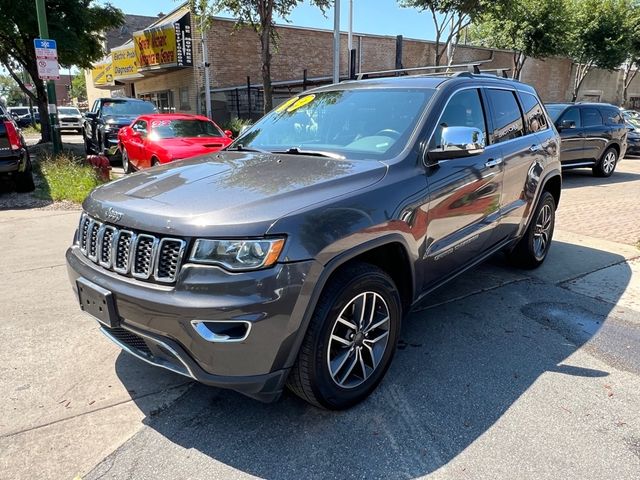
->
[529,144,543,152]
[485,158,503,168]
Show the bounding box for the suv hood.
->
[84,151,387,237]
[104,115,137,126]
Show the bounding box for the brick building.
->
[86,2,640,122]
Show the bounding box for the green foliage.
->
[70,72,87,102]
[35,153,104,203]
[566,0,632,70]
[0,74,25,106]
[21,124,41,136]
[468,0,568,77]
[0,0,123,141]
[222,117,253,137]
[469,0,568,56]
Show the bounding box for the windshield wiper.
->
[271,147,345,160]
[225,144,271,154]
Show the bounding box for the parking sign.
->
[34,38,60,80]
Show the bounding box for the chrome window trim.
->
[154,238,187,283]
[131,234,159,280]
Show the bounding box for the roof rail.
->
[355,58,494,81]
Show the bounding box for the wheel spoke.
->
[358,348,368,380]
[339,353,359,385]
[337,316,357,330]
[364,330,389,345]
[353,294,366,329]
[330,334,352,347]
[364,315,390,334]
[330,349,352,378]
[364,293,377,331]
[363,343,378,369]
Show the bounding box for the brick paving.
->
[556,157,640,245]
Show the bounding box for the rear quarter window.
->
[603,108,623,125]
[486,89,525,143]
[519,93,548,133]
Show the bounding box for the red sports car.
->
[117,114,233,172]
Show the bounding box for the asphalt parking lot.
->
[1,145,639,479]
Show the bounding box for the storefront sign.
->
[134,13,192,70]
[91,57,115,87]
[112,45,140,80]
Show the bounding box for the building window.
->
[138,91,175,113]
[179,87,190,111]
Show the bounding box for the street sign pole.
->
[35,0,62,154]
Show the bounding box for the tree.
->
[467,0,569,79]
[399,0,490,67]
[0,0,123,141]
[621,5,640,106]
[566,0,632,101]
[192,0,331,114]
[70,72,87,102]
[0,74,26,106]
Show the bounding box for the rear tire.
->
[286,263,402,409]
[15,155,35,193]
[593,147,618,177]
[507,191,556,269]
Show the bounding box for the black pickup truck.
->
[83,97,157,159]
[0,103,35,192]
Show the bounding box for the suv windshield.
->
[151,119,223,139]
[234,88,434,160]
[10,108,29,116]
[58,107,81,116]
[102,100,157,116]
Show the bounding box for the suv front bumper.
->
[66,246,316,402]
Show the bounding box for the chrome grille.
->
[77,213,186,284]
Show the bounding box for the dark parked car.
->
[625,119,640,156]
[0,104,35,191]
[545,102,627,177]
[67,73,561,409]
[83,97,157,158]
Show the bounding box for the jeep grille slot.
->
[77,214,186,284]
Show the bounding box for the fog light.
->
[191,320,251,343]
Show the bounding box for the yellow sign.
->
[287,94,316,112]
[91,57,114,87]
[134,25,178,70]
[112,45,139,80]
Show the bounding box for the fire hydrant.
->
[86,155,112,181]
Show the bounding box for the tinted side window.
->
[603,108,623,125]
[486,89,524,143]
[132,120,147,136]
[559,108,581,128]
[520,93,548,133]
[430,89,487,149]
[581,108,603,127]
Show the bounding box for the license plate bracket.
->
[76,278,120,328]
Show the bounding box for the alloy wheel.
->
[533,204,553,259]
[326,291,390,389]
[602,151,616,175]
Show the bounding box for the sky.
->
[101,0,438,41]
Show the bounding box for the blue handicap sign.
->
[34,38,57,50]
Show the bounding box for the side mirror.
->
[558,119,576,130]
[224,129,233,138]
[427,126,485,164]
[85,112,97,120]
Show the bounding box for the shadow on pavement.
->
[108,240,631,479]
[561,168,640,189]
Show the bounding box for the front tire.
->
[507,191,556,269]
[121,146,132,174]
[287,263,402,409]
[593,147,618,177]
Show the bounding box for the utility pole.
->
[200,14,212,119]
[333,0,341,84]
[35,0,61,154]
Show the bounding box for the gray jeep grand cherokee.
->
[67,73,561,409]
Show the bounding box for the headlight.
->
[189,238,286,271]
